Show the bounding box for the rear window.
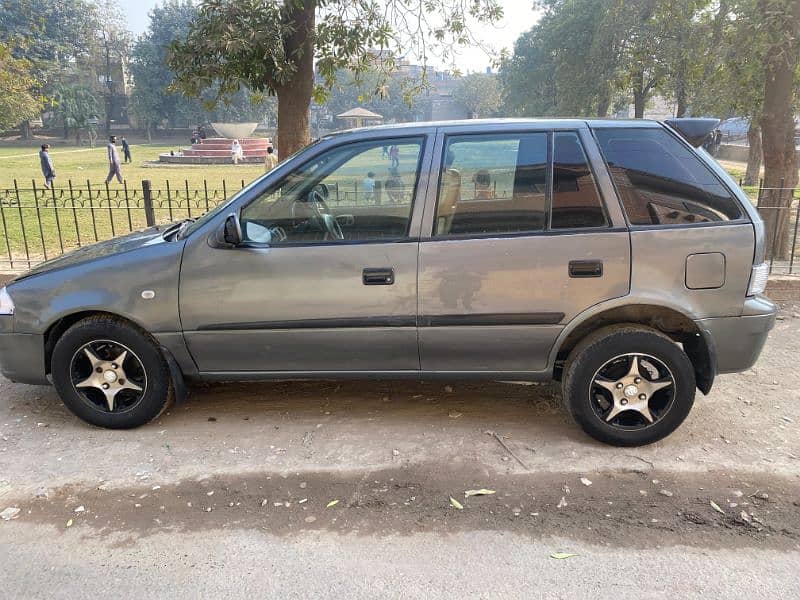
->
[594,128,742,226]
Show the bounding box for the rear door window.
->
[434,133,548,236]
[551,131,607,229]
[594,127,742,226]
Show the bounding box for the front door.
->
[418,128,631,374]
[179,135,430,374]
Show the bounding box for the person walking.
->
[105,135,123,184]
[39,144,56,188]
[121,136,132,163]
[264,146,278,172]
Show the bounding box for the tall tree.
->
[49,83,103,145]
[168,0,503,158]
[129,0,204,138]
[452,73,503,118]
[0,0,99,136]
[91,0,131,136]
[0,43,44,131]
[758,0,800,258]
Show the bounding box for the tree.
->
[0,0,99,137]
[91,0,132,136]
[324,68,423,125]
[49,84,103,145]
[168,0,503,158]
[129,0,204,139]
[0,43,44,131]
[758,0,800,258]
[452,73,502,118]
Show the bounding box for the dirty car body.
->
[0,118,776,446]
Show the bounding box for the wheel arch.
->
[552,303,715,394]
[43,310,151,376]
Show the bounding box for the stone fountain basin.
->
[211,122,259,139]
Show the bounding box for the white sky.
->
[120,0,540,72]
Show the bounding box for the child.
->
[363,171,376,202]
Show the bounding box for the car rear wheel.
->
[563,325,696,446]
[51,315,173,429]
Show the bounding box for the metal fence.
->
[0,177,798,274]
[0,179,252,270]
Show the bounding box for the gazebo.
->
[336,107,384,128]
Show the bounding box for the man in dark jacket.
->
[105,136,123,184]
[121,136,132,163]
[39,144,55,188]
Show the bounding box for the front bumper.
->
[0,332,48,385]
[695,295,777,375]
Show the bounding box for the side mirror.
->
[212,213,243,248]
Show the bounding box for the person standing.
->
[105,135,123,184]
[121,136,132,163]
[39,144,56,188]
[264,146,278,172]
[389,144,400,169]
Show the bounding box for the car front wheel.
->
[51,315,173,429]
[563,325,696,446]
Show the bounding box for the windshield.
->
[179,138,327,238]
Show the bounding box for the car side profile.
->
[0,118,776,446]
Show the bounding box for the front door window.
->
[241,138,424,244]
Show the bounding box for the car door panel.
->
[417,127,631,373]
[179,134,432,373]
[418,232,630,371]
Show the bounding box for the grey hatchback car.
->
[0,118,776,446]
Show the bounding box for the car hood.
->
[11,226,173,282]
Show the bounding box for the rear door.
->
[417,124,631,374]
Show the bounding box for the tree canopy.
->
[0,43,44,131]
[168,0,503,157]
[452,73,503,118]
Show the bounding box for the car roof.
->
[324,118,664,138]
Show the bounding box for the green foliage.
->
[0,43,44,130]
[49,83,102,140]
[324,69,424,124]
[452,73,503,118]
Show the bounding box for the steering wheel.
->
[308,187,344,240]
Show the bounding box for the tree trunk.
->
[275,1,316,159]
[632,70,645,118]
[596,87,611,118]
[146,122,152,143]
[21,120,32,141]
[758,0,800,260]
[675,60,688,118]
[744,121,762,186]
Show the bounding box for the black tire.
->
[563,325,696,446]
[51,315,173,429]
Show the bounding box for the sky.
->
[119,0,539,73]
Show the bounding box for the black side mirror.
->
[212,213,243,248]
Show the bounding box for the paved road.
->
[1,308,799,598]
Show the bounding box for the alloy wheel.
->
[70,340,148,413]
[589,353,675,429]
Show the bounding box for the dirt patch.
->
[7,465,800,550]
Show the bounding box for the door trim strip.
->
[419,313,565,326]
[195,312,565,331]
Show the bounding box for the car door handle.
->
[569,260,603,278]
[363,268,395,285]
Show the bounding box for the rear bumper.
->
[0,332,48,385]
[695,295,777,375]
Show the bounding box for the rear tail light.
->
[747,262,769,296]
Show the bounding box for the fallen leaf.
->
[710,500,725,514]
[464,489,496,497]
[66,519,73,528]
[550,553,578,560]
[449,497,464,510]
[326,499,339,508]
[580,477,592,486]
